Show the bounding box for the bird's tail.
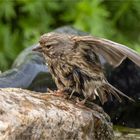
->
[95,81,135,104]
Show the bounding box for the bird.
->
[33,32,140,104]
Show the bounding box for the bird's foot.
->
[54,89,67,98]
[75,98,87,106]
[47,88,65,97]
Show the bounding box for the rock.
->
[0,45,56,91]
[104,59,140,128]
[0,88,114,140]
[53,26,88,36]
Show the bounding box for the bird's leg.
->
[69,90,75,99]
[54,89,65,97]
[76,97,88,106]
[47,88,65,97]
[47,87,73,98]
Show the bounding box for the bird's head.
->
[33,32,75,59]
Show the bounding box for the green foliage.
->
[0,0,140,71]
[64,0,113,37]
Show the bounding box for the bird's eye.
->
[45,45,52,49]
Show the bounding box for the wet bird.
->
[33,32,140,104]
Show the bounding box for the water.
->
[114,126,140,140]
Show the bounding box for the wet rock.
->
[104,59,140,128]
[0,88,114,140]
[0,45,55,91]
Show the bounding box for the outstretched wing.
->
[70,35,136,103]
[72,36,140,67]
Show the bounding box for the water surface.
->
[114,126,140,140]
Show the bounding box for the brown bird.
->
[33,32,140,104]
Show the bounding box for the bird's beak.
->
[32,45,43,53]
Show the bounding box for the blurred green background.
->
[0,0,140,71]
